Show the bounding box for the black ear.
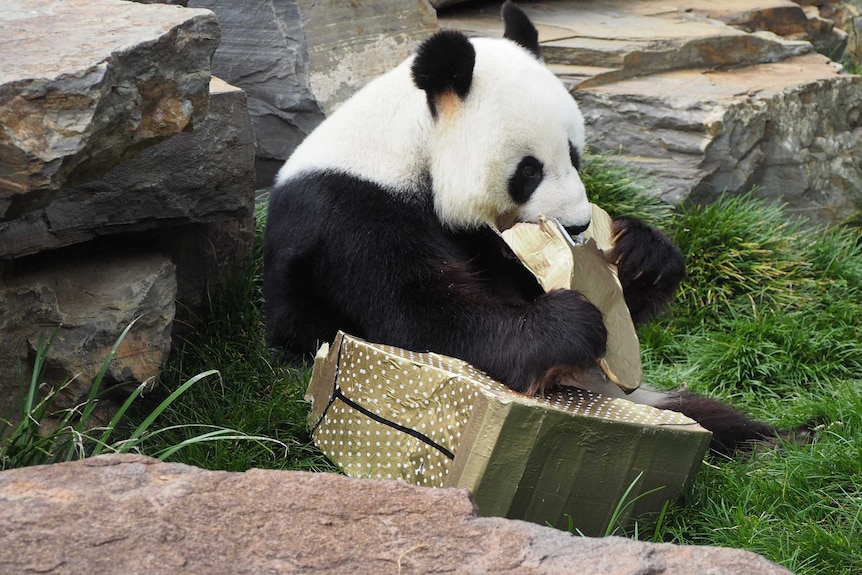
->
[411,30,476,118]
[502,1,541,59]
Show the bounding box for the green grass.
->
[0,322,279,470]
[6,154,860,574]
[585,158,862,573]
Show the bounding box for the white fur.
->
[276,35,591,230]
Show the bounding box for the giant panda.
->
[263,1,793,454]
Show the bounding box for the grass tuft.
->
[668,195,813,321]
[580,151,675,226]
[628,189,861,574]
[123,202,337,473]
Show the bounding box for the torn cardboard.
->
[307,332,711,535]
[501,204,641,392]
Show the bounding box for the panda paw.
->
[507,289,607,395]
[609,218,685,324]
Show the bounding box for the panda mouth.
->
[564,223,589,237]
[492,214,590,239]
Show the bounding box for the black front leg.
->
[609,218,686,324]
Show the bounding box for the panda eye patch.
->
[508,156,544,204]
[569,142,581,171]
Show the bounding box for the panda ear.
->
[411,30,476,119]
[502,1,541,59]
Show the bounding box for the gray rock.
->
[823,0,862,62]
[0,255,176,418]
[187,0,325,187]
[298,0,438,116]
[577,53,862,223]
[0,76,255,418]
[187,0,437,187]
[0,78,256,260]
[0,0,219,217]
[0,454,794,575]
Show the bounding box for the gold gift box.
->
[307,332,711,535]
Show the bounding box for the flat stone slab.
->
[441,0,811,86]
[577,52,862,219]
[0,454,793,575]
[0,0,219,218]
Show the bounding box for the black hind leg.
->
[652,390,810,455]
[264,285,352,366]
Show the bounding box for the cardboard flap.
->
[305,333,342,428]
[501,209,642,392]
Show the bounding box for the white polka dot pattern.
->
[311,334,697,488]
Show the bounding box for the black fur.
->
[569,142,581,171]
[502,1,541,58]
[508,156,544,204]
[654,391,790,455]
[411,29,476,118]
[610,217,686,324]
[263,171,608,394]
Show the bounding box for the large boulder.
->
[0,0,219,217]
[576,53,862,217]
[0,253,176,415]
[0,79,255,261]
[0,1,255,422]
[0,454,794,575]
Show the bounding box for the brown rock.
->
[0,0,219,216]
[0,454,794,575]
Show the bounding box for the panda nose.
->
[564,222,590,237]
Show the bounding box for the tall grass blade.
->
[73,318,140,442]
[125,369,220,445]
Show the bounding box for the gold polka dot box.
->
[306,331,711,536]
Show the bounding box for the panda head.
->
[412,1,591,234]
